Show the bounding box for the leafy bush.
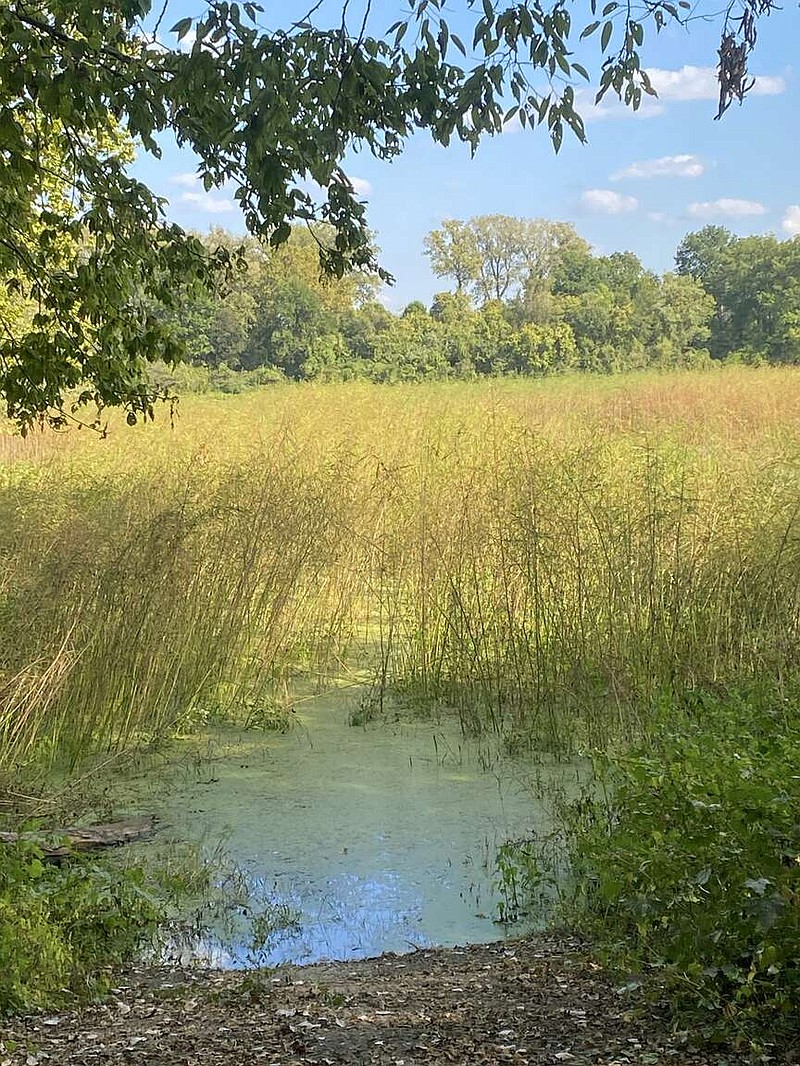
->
[148,359,285,394]
[553,687,800,1048]
[0,840,161,1014]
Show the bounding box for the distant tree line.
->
[150,216,800,390]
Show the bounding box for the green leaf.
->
[744,877,770,896]
[600,21,613,51]
[170,17,193,40]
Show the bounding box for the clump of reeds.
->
[1,367,800,769]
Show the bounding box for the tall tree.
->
[677,229,800,362]
[675,226,737,359]
[425,216,587,304]
[638,273,715,365]
[675,226,736,287]
[553,248,654,298]
[157,228,265,368]
[423,222,483,295]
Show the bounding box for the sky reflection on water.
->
[148,692,574,967]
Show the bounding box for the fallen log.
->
[0,814,156,861]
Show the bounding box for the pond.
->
[131,688,577,967]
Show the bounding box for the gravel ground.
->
[0,935,760,1066]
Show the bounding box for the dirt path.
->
[0,935,747,1066]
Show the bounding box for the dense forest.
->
[148,217,800,393]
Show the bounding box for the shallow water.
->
[139,689,577,967]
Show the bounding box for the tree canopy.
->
[424,217,588,303]
[153,217,786,384]
[0,0,779,428]
[676,226,800,364]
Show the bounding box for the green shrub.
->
[0,840,161,1014]
[553,687,800,1048]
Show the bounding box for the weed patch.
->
[0,840,161,1014]
[517,686,800,1050]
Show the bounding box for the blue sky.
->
[133,2,800,309]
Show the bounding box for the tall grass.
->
[2,368,800,771]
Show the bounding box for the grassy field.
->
[1,367,800,771]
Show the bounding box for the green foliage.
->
[560,284,641,372]
[638,273,715,367]
[164,219,720,386]
[0,96,230,429]
[0,840,160,1013]
[424,216,589,304]
[513,321,578,374]
[158,230,263,370]
[162,217,715,385]
[552,248,715,371]
[149,359,284,394]
[494,838,546,924]
[243,278,338,377]
[552,688,800,1047]
[370,301,453,380]
[553,248,653,299]
[676,227,800,364]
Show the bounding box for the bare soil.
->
[0,935,756,1066]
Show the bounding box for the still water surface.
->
[140,689,574,966]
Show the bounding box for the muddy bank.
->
[0,935,752,1065]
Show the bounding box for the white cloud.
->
[170,172,202,189]
[612,154,705,181]
[348,176,372,197]
[687,198,766,219]
[645,65,786,101]
[168,172,236,213]
[783,206,800,236]
[181,190,236,213]
[575,88,664,123]
[751,74,789,96]
[581,189,638,215]
[573,65,784,125]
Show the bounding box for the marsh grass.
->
[2,368,800,771]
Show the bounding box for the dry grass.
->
[2,367,800,769]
